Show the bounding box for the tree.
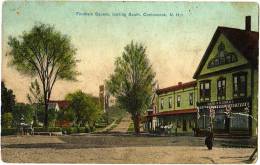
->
[8,23,79,127]
[2,113,13,128]
[66,90,102,128]
[1,81,16,115]
[106,41,155,134]
[12,103,34,126]
[27,79,44,105]
[27,79,44,126]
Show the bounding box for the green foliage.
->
[36,107,57,126]
[106,41,156,133]
[127,122,134,132]
[62,127,78,134]
[66,90,102,127]
[27,79,44,104]
[7,23,79,127]
[34,127,62,132]
[1,128,17,136]
[56,107,75,122]
[12,103,34,126]
[1,81,16,114]
[2,113,13,128]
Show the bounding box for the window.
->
[233,73,247,97]
[160,98,164,110]
[200,81,211,102]
[177,95,181,107]
[189,93,193,105]
[207,42,238,68]
[217,78,226,100]
[168,97,172,108]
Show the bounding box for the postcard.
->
[1,1,258,164]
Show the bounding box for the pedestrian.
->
[205,129,214,150]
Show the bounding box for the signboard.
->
[197,98,251,110]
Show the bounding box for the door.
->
[183,120,187,131]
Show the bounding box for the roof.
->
[156,81,197,95]
[49,100,70,109]
[193,27,259,79]
[147,108,197,117]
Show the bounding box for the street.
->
[1,135,256,163]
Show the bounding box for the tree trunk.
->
[133,113,140,134]
[44,102,48,128]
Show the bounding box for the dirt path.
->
[110,113,131,132]
[1,135,255,163]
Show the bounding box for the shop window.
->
[198,111,210,129]
[189,93,193,105]
[200,81,211,102]
[160,98,164,110]
[217,78,226,100]
[168,97,172,108]
[230,114,249,130]
[233,73,247,98]
[177,95,181,107]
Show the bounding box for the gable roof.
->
[156,81,196,95]
[193,27,259,79]
[49,100,70,109]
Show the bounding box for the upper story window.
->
[177,95,181,107]
[233,73,247,98]
[207,42,238,68]
[217,78,226,100]
[200,81,211,102]
[168,97,172,108]
[160,98,164,110]
[189,93,193,105]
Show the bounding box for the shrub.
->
[62,127,78,134]
[48,127,62,132]
[1,128,17,136]
[77,127,86,133]
[34,127,62,132]
[34,127,47,132]
[2,113,13,128]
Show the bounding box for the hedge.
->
[34,127,62,132]
[2,127,91,135]
[1,128,17,136]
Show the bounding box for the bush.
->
[77,127,86,133]
[34,127,47,132]
[2,113,13,128]
[1,128,17,136]
[62,127,78,134]
[48,127,62,132]
[34,127,62,132]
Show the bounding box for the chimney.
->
[245,16,251,31]
[178,82,182,86]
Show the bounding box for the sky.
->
[2,1,259,103]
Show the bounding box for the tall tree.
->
[8,23,79,127]
[106,41,155,134]
[1,81,16,115]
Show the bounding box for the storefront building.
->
[145,16,258,137]
[193,16,258,136]
[145,81,198,135]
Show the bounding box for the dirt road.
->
[1,135,255,163]
[110,113,131,132]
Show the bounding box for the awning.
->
[146,108,197,117]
